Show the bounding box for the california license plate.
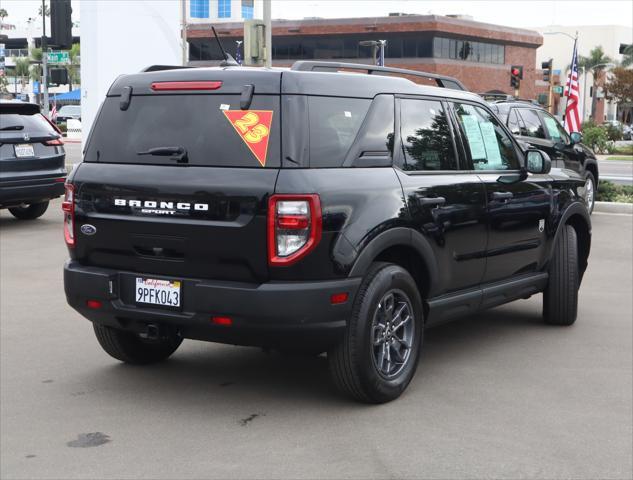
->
[14,144,35,158]
[135,277,181,308]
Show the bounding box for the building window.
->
[190,0,209,18]
[432,36,504,64]
[218,0,231,18]
[242,0,254,19]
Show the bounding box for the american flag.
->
[564,39,581,133]
[50,100,57,122]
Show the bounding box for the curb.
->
[594,201,633,214]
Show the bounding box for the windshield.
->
[85,94,280,168]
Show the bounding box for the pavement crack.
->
[239,413,264,426]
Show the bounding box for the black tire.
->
[8,201,49,220]
[584,172,596,214]
[328,262,424,403]
[93,324,182,364]
[543,225,579,326]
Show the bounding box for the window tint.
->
[453,103,520,171]
[517,109,546,139]
[84,94,280,168]
[308,96,370,167]
[542,111,570,143]
[400,99,457,171]
[507,109,522,135]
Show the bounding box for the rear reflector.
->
[86,300,102,309]
[330,292,349,305]
[211,316,233,326]
[151,81,222,91]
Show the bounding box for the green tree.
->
[38,3,50,17]
[65,43,80,89]
[29,48,43,84]
[605,67,633,105]
[577,46,614,120]
[14,57,31,92]
[0,8,8,21]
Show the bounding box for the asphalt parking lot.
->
[1,202,631,479]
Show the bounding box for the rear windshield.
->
[85,94,280,168]
[0,112,56,136]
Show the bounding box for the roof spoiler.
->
[290,61,467,91]
[141,65,194,73]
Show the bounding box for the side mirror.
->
[570,132,583,145]
[526,149,551,174]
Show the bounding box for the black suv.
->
[489,101,599,213]
[0,101,67,219]
[63,62,591,403]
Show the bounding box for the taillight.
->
[62,184,75,248]
[44,137,64,146]
[268,194,322,266]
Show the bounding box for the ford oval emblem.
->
[80,224,97,236]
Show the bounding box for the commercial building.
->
[187,13,543,99]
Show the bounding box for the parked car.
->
[489,100,599,213]
[55,104,81,124]
[63,62,591,403]
[0,100,66,219]
[622,124,632,141]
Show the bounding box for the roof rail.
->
[290,61,467,91]
[141,65,194,73]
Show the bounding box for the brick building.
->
[187,14,543,99]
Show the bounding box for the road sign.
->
[553,86,564,94]
[47,51,70,64]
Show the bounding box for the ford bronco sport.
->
[64,62,591,403]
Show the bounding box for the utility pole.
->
[41,0,49,116]
[263,0,271,67]
[181,0,187,66]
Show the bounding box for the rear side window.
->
[400,98,457,171]
[308,96,370,167]
[507,109,523,135]
[85,94,280,168]
[517,109,546,139]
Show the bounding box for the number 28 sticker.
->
[223,110,273,166]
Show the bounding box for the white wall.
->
[533,25,633,121]
[81,0,182,145]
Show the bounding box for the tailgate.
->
[72,163,278,283]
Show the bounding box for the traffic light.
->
[50,0,73,49]
[542,59,553,83]
[50,68,69,85]
[510,65,523,89]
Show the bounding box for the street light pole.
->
[263,0,272,68]
[41,0,49,116]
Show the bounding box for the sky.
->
[1,0,632,32]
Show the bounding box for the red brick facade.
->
[188,15,543,99]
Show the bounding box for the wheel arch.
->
[348,227,439,299]
[584,160,599,184]
[550,203,591,280]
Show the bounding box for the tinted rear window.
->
[85,94,280,168]
[308,96,370,167]
[0,113,56,136]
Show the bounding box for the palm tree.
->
[577,46,614,120]
[29,47,43,84]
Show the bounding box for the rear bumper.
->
[64,261,360,348]
[0,176,66,207]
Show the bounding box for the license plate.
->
[135,277,181,308]
[14,144,35,158]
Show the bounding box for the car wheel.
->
[584,172,596,214]
[93,324,183,364]
[8,201,49,220]
[328,262,423,403]
[543,225,579,326]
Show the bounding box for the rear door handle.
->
[416,196,446,206]
[491,191,513,200]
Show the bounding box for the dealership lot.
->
[1,202,631,479]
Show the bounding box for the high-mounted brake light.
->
[151,81,222,91]
[268,194,322,266]
[62,184,75,248]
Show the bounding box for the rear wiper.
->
[0,125,24,131]
[137,146,188,163]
